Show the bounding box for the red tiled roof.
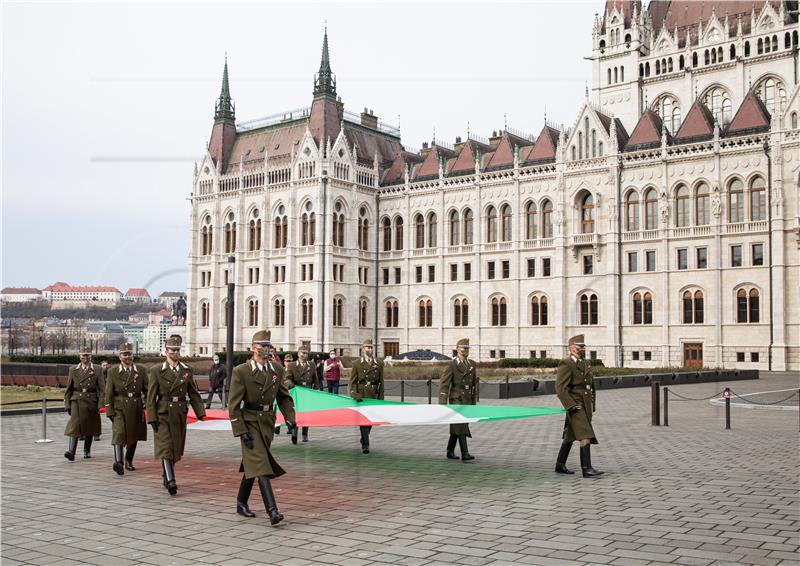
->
[1,287,41,294]
[449,141,481,174]
[522,125,560,163]
[342,125,404,168]
[625,110,669,150]
[223,122,307,175]
[726,91,771,134]
[674,100,716,141]
[44,283,121,293]
[208,121,236,172]
[483,133,532,171]
[381,151,423,185]
[125,288,151,297]
[593,109,630,151]
[413,145,455,180]
[309,96,342,148]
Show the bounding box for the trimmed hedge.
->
[495,357,605,368]
[215,351,332,366]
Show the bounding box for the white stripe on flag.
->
[355,404,480,426]
[187,419,232,431]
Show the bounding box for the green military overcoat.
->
[439,357,478,436]
[287,360,319,389]
[145,361,206,461]
[104,363,148,446]
[555,356,598,444]
[229,359,296,479]
[349,357,384,401]
[64,363,103,437]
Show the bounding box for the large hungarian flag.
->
[187,386,564,430]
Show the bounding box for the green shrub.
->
[215,351,331,366]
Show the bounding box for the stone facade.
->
[186,2,799,370]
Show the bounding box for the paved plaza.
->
[2,372,798,566]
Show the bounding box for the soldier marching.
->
[348,339,384,454]
[286,345,320,443]
[228,330,296,525]
[439,338,477,461]
[104,343,147,475]
[146,336,206,495]
[63,346,104,461]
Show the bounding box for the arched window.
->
[682,290,704,324]
[755,77,787,113]
[692,52,698,67]
[201,216,213,255]
[614,67,618,82]
[463,208,474,244]
[200,301,209,327]
[247,299,258,327]
[644,188,658,230]
[744,41,750,57]
[608,68,612,85]
[675,184,690,227]
[591,129,596,158]
[525,201,537,240]
[579,293,599,325]
[358,206,369,251]
[736,289,760,323]
[427,212,438,248]
[730,44,736,59]
[449,210,460,246]
[792,112,798,129]
[728,178,744,223]
[633,292,642,325]
[704,50,710,65]
[486,206,497,243]
[578,132,583,160]
[750,176,766,221]
[273,298,285,326]
[382,217,392,251]
[301,298,314,326]
[704,87,732,126]
[654,95,681,134]
[633,292,653,325]
[667,58,672,72]
[625,191,639,231]
[620,66,624,81]
[224,212,237,253]
[332,297,344,327]
[500,205,512,241]
[385,299,399,327]
[274,205,287,249]
[394,217,404,250]
[679,54,685,69]
[531,295,548,325]
[491,297,507,326]
[772,35,777,52]
[332,201,345,247]
[301,213,310,246]
[581,194,595,233]
[541,200,553,238]
[358,298,368,328]
[695,183,710,225]
[418,299,432,327]
[454,298,469,327]
[645,61,650,76]
[248,210,261,251]
[656,60,661,74]
[414,213,425,248]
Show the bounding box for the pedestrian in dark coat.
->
[64,347,103,460]
[205,355,227,408]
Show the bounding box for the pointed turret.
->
[214,57,235,123]
[208,57,237,170]
[313,26,337,97]
[309,27,342,150]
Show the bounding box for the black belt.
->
[158,395,187,403]
[567,384,592,391]
[115,392,142,398]
[243,401,274,411]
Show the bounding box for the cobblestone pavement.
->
[2,372,798,566]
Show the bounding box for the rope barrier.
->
[663,388,727,401]
[728,390,800,406]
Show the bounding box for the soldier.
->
[349,339,384,454]
[104,343,147,475]
[228,330,296,525]
[287,345,318,443]
[439,338,477,461]
[205,355,226,409]
[63,346,103,460]
[554,334,603,478]
[97,361,110,441]
[146,336,206,496]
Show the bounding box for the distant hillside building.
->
[1,287,42,302]
[43,282,122,304]
[123,288,151,303]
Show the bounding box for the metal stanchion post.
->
[401,380,405,403]
[427,379,432,404]
[35,398,53,444]
[663,387,669,427]
[651,381,661,426]
[505,376,510,400]
[724,387,731,430]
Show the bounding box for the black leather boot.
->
[236,476,256,518]
[446,435,459,459]
[125,443,137,471]
[555,442,575,474]
[64,437,78,461]
[257,475,284,525]
[274,426,280,435]
[458,435,475,461]
[580,445,604,478]
[113,445,125,475]
[162,459,178,495]
[83,436,93,459]
[302,427,309,442]
[359,426,370,454]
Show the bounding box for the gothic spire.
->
[314,25,337,97]
[214,56,235,123]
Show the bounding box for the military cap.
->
[78,346,92,356]
[251,330,272,345]
[456,338,470,347]
[568,334,585,346]
[362,338,374,346]
[296,344,308,353]
[284,354,294,362]
[168,334,183,345]
[118,343,133,353]
[165,336,182,350]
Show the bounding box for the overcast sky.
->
[2,0,597,297]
